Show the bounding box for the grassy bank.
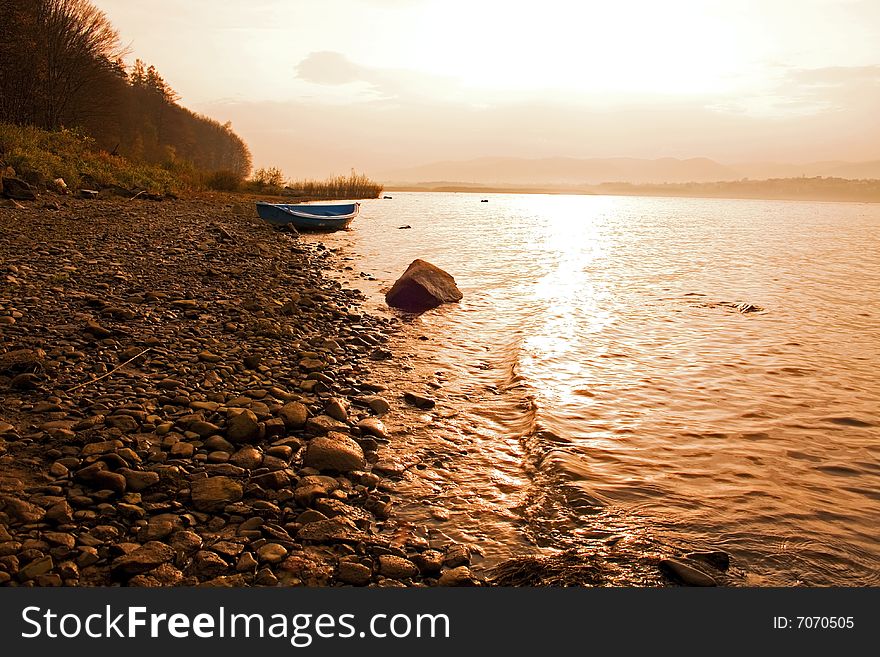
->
[0,123,246,195]
[247,169,384,200]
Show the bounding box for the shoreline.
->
[0,192,480,587]
[384,185,880,204]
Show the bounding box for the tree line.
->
[0,0,251,183]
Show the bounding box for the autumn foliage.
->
[0,0,251,187]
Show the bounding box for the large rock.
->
[303,432,365,472]
[0,176,36,201]
[385,259,462,312]
[190,476,243,512]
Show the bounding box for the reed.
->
[285,170,383,199]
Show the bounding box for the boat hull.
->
[256,202,359,231]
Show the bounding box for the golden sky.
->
[95,0,880,179]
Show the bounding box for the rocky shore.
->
[0,194,479,587]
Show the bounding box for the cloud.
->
[295,51,365,85]
[788,65,880,86]
[294,50,463,103]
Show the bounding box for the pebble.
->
[303,433,366,472]
[659,559,718,586]
[378,555,419,580]
[190,476,243,512]
[112,542,176,577]
[0,197,474,590]
[257,543,288,564]
[226,409,261,443]
[403,391,436,409]
[338,561,372,585]
[438,566,477,587]
[357,417,389,440]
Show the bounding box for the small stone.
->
[205,435,234,452]
[236,552,258,572]
[49,462,69,477]
[170,530,203,553]
[1,496,45,524]
[255,567,278,586]
[438,566,477,586]
[19,556,54,581]
[338,561,372,586]
[227,409,261,443]
[364,396,391,415]
[140,519,175,541]
[118,468,160,491]
[293,475,339,506]
[443,544,471,568]
[43,532,76,549]
[170,441,195,458]
[659,559,718,586]
[11,373,39,389]
[45,501,74,524]
[77,547,100,567]
[296,519,367,544]
[403,391,435,409]
[413,550,444,575]
[190,476,243,512]
[57,560,79,580]
[378,555,419,580]
[90,470,127,494]
[257,543,288,564]
[81,439,123,456]
[303,432,365,472]
[305,414,348,435]
[229,446,262,469]
[296,510,329,524]
[325,398,348,423]
[299,357,325,372]
[357,417,389,440]
[106,414,139,432]
[112,541,176,577]
[279,401,308,428]
[189,421,221,438]
[190,551,229,579]
[251,470,290,490]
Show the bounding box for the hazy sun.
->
[408,0,746,97]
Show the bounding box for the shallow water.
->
[308,192,880,586]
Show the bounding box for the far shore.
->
[384,180,880,204]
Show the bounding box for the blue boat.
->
[255,202,359,231]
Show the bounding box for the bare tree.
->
[38,0,126,129]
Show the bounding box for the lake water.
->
[307,192,880,586]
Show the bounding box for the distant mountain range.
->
[379,156,880,185]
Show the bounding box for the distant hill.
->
[380,156,739,185]
[381,156,880,186]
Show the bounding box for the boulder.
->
[0,176,36,201]
[385,259,462,312]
